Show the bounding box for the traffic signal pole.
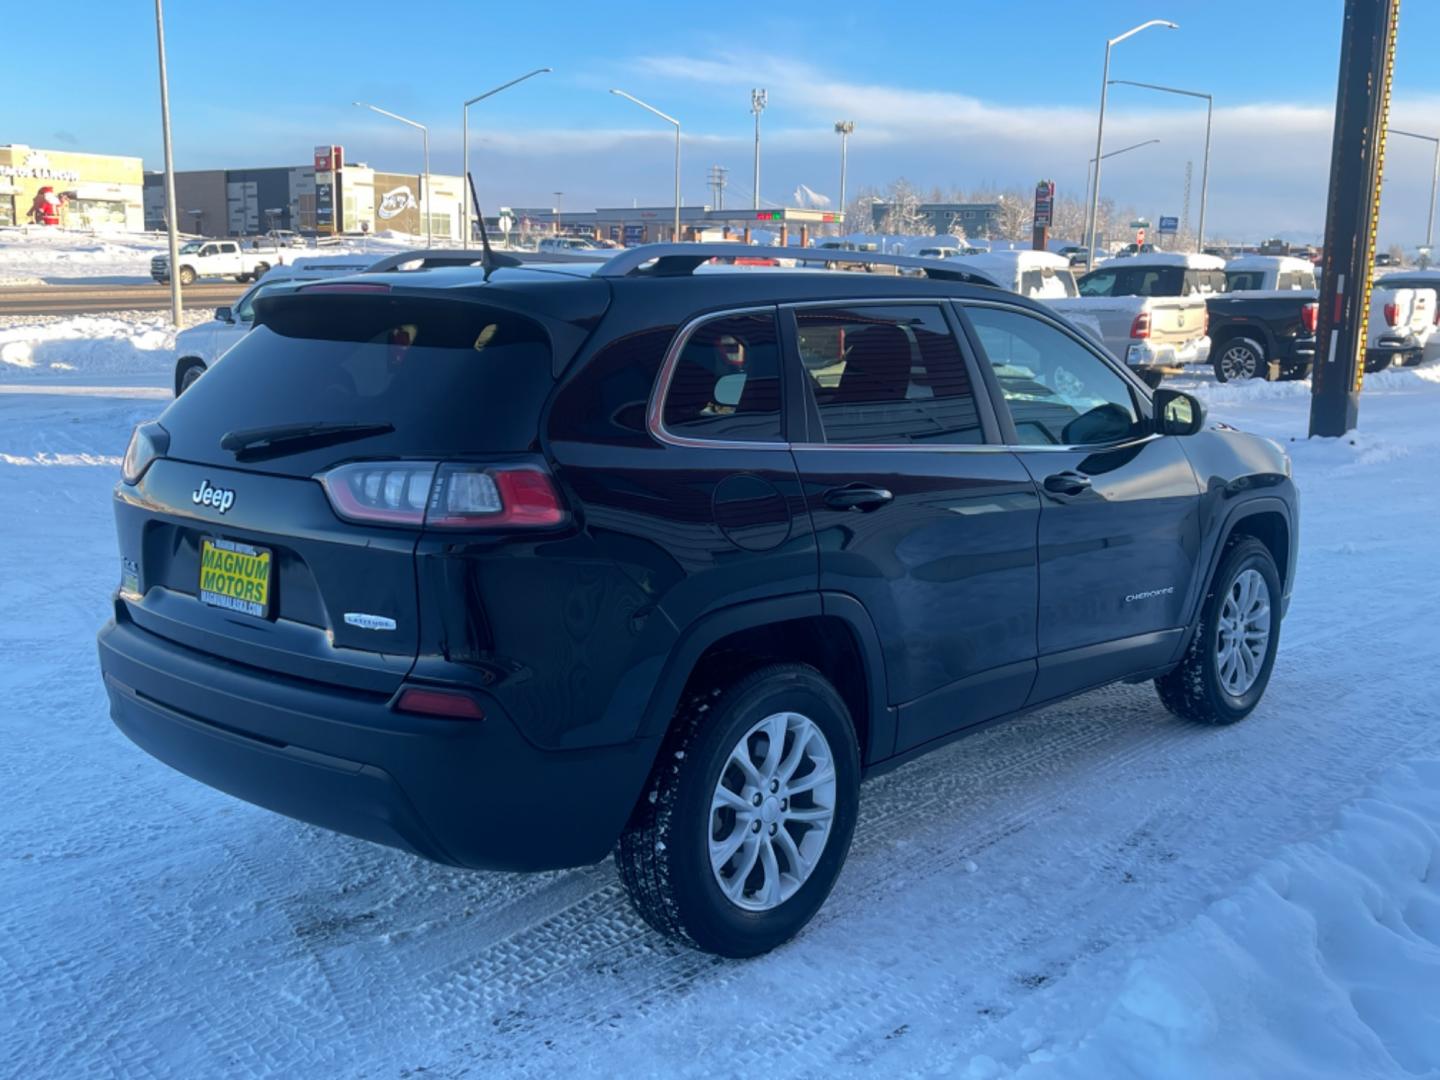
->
[1310,0,1401,438]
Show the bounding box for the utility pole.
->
[1182,160,1193,244]
[708,164,728,210]
[751,88,767,210]
[154,0,181,325]
[1310,0,1401,438]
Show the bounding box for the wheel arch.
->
[173,355,207,396]
[637,593,892,768]
[1211,323,1273,359]
[1177,496,1294,657]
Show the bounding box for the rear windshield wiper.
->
[220,421,394,460]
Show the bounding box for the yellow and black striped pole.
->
[1311,0,1401,437]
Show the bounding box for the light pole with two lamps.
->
[1085,19,1179,262]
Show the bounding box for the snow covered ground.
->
[0,228,442,286]
[1,323,1438,1077]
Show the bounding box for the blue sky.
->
[8,1,1440,242]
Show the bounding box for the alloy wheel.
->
[1220,344,1259,380]
[1216,568,1271,695]
[708,711,837,912]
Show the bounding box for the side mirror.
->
[215,306,233,323]
[1152,387,1206,436]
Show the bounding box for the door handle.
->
[1043,470,1092,496]
[823,484,894,512]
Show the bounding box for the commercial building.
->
[0,144,144,230]
[504,205,840,247]
[143,146,466,241]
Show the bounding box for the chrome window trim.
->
[647,305,790,450]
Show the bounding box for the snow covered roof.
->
[1226,255,1314,273]
[955,250,1070,272]
[1116,252,1226,270]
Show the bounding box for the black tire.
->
[1212,337,1264,382]
[1155,537,1281,725]
[1364,350,1392,373]
[175,358,206,396]
[1138,369,1164,390]
[252,262,270,280]
[615,663,861,958]
[178,266,197,286]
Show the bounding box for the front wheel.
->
[1156,537,1281,725]
[1213,337,1264,382]
[178,266,197,286]
[616,663,860,958]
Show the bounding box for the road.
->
[0,281,244,317]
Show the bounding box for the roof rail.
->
[361,248,609,274]
[593,242,1003,286]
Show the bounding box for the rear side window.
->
[794,304,983,445]
[160,294,555,472]
[661,311,783,442]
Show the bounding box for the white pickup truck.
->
[150,239,294,286]
[1044,253,1220,386]
[1366,270,1439,370]
[171,255,378,394]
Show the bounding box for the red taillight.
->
[1384,300,1400,327]
[395,687,485,720]
[1129,311,1151,339]
[1301,302,1318,333]
[318,461,566,530]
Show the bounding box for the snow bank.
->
[981,759,1440,1079]
[0,313,187,380]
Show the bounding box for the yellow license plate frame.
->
[198,537,272,618]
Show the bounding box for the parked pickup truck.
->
[150,239,293,286]
[1046,253,1220,386]
[1366,270,1439,371]
[1206,291,1319,381]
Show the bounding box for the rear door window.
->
[661,311,783,442]
[793,304,984,445]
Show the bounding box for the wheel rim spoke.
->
[1215,568,1271,696]
[708,710,838,913]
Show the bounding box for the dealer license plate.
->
[198,537,272,618]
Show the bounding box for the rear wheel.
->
[252,262,270,280]
[615,663,860,958]
[1156,537,1281,725]
[1138,369,1164,390]
[1213,337,1264,382]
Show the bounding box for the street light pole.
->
[462,68,552,249]
[1081,138,1162,233]
[354,102,431,247]
[153,0,181,325]
[553,191,563,235]
[835,120,854,233]
[610,89,682,241]
[751,89,768,211]
[1108,79,1212,250]
[1388,128,1440,258]
[1086,19,1179,264]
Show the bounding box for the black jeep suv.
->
[98,245,1298,957]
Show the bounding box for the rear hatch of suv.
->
[115,281,605,694]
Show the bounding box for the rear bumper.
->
[97,611,659,872]
[1125,335,1211,370]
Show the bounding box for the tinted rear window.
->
[161,294,553,473]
